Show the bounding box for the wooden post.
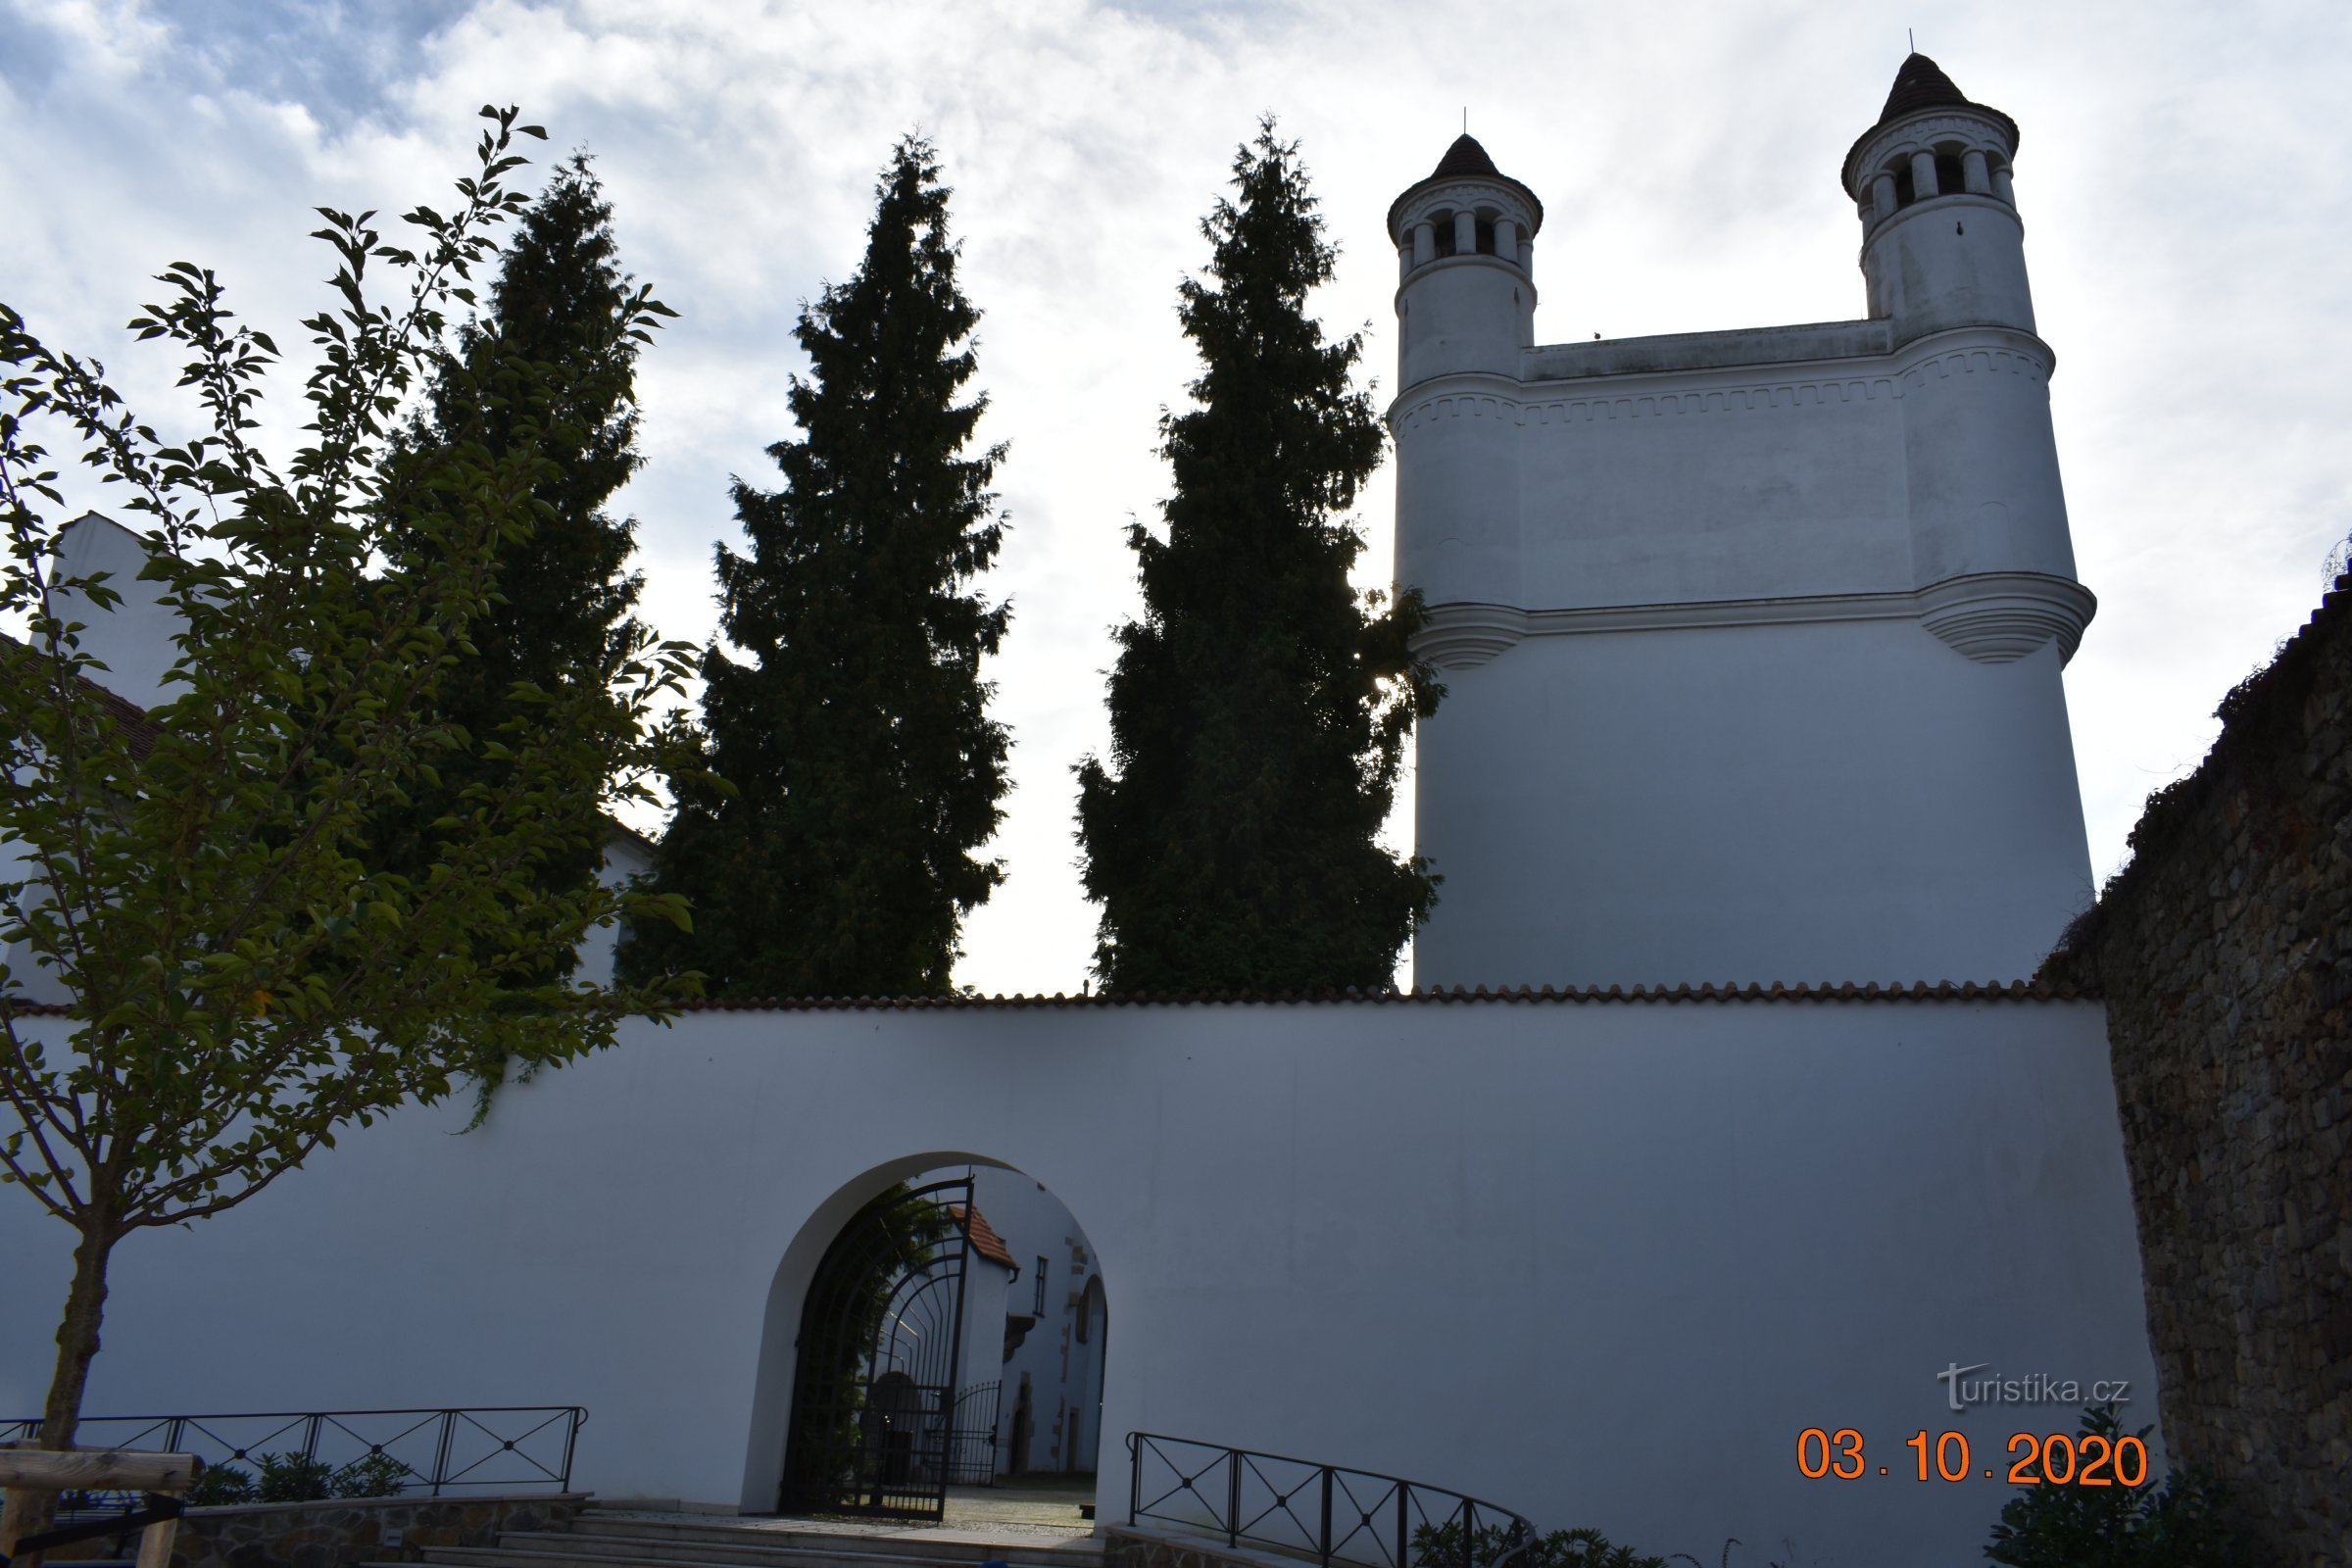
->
[0,1448,204,1568]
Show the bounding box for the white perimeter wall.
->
[0,999,2156,1568]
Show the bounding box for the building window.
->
[1035,1257,1049,1316]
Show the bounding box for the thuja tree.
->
[624,136,1010,998]
[1075,120,1442,995]
[377,151,652,924]
[0,108,696,1551]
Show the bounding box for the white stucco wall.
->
[1,996,2157,1568]
[968,1166,1106,1475]
[1410,618,2095,988]
[50,514,185,708]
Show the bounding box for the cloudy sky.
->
[5,0,2347,994]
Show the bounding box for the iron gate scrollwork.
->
[779,1178,974,1518]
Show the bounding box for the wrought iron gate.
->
[945,1381,1002,1485]
[779,1178,973,1519]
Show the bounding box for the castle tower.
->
[1387,134,1543,629]
[1391,60,2097,989]
[1844,54,2034,342]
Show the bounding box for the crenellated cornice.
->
[1388,329,2053,434]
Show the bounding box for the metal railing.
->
[1125,1433,1533,1568]
[1,1406,586,1501]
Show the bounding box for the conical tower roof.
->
[1841,53,2019,193]
[1430,133,1501,180]
[1388,133,1543,241]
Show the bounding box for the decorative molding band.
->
[1391,339,2051,434]
[1917,572,2098,663]
[1413,571,2097,670]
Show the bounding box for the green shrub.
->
[1984,1405,2260,1567]
[256,1452,339,1502]
[187,1464,258,1506]
[1413,1519,1666,1568]
[329,1452,415,1498]
[184,1450,414,1506]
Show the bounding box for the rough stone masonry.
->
[2046,568,2351,1563]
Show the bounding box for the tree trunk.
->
[0,1220,117,1567]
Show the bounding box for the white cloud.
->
[4,0,2347,992]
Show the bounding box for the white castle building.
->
[2,56,2159,1568]
[1393,54,2093,989]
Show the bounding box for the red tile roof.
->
[951,1204,1018,1269]
[0,977,2097,1020]
[633,978,2098,1011]
[1,636,166,760]
[74,671,163,760]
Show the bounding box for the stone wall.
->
[1106,1523,1307,1568]
[2045,568,2351,1563]
[50,1493,587,1568]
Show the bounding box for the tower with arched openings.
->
[1391,55,2097,993]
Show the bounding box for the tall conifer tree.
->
[625,137,1010,998]
[377,152,654,923]
[1075,121,1442,995]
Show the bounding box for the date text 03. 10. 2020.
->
[1795,1429,2151,1486]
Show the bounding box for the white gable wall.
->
[50,514,184,708]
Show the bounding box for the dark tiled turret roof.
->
[1842,53,2020,194]
[1388,133,1544,241]
[1429,132,1500,180]
[1878,52,1972,122]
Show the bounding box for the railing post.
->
[1319,1467,1334,1567]
[559,1409,581,1493]
[1128,1434,1140,1525]
[303,1415,321,1466]
[431,1411,456,1498]
[1226,1447,1241,1548]
[1462,1500,1475,1568]
[1396,1483,1408,1568]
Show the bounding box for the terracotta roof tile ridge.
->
[7,977,2103,1021]
[651,978,2098,1009]
[949,1203,1019,1269]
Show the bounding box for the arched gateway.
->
[778,1178,976,1518]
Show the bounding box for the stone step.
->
[495,1530,1098,1568]
[401,1550,1060,1568]
[389,1537,1096,1568]
[570,1517,1102,1565]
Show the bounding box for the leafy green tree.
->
[624,136,1009,998]
[0,108,695,1555]
[376,150,654,930]
[1075,120,1441,995]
